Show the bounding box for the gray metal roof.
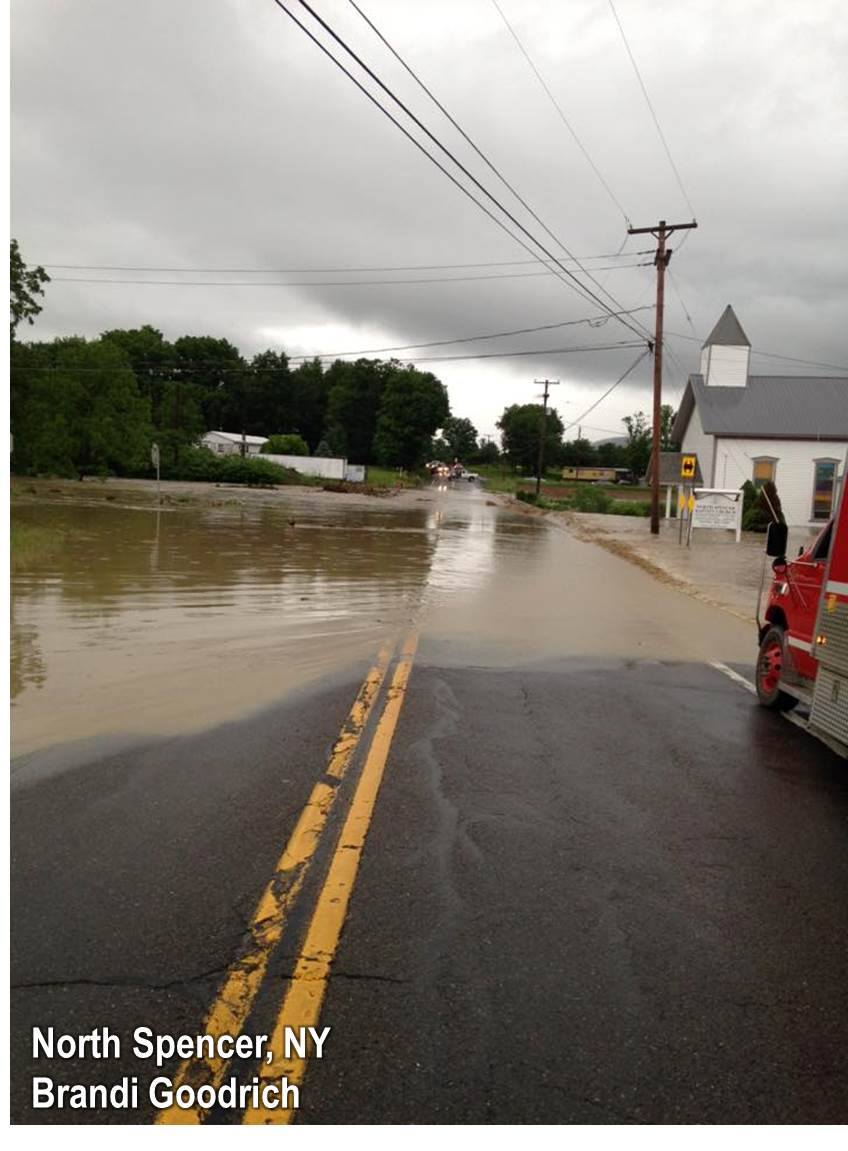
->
[672,374,848,441]
[702,305,750,349]
[646,451,704,486]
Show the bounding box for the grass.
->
[516,488,650,517]
[364,466,423,489]
[10,521,65,570]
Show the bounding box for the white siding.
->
[262,454,347,480]
[680,403,714,485]
[703,344,750,388]
[201,431,266,456]
[712,437,847,526]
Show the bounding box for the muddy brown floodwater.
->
[10,482,531,758]
[11,478,755,762]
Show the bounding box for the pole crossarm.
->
[625,219,698,534]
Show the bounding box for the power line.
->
[345,0,639,323]
[266,0,615,324]
[285,305,655,360]
[10,305,655,372]
[664,330,848,373]
[37,250,654,274]
[562,348,652,433]
[397,339,645,364]
[274,0,652,342]
[666,269,698,337]
[606,0,696,219]
[489,0,630,225]
[48,261,652,288]
[10,339,645,373]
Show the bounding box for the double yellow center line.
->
[157,629,418,1125]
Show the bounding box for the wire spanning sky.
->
[11,0,848,440]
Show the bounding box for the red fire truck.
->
[756,457,848,756]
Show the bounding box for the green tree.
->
[263,433,308,456]
[560,437,598,467]
[596,440,627,468]
[660,404,679,451]
[314,439,333,457]
[11,338,152,476]
[324,358,392,462]
[622,411,652,478]
[289,359,329,451]
[430,435,451,460]
[247,350,293,434]
[497,403,564,473]
[373,366,450,469]
[172,335,245,431]
[473,439,501,464]
[441,416,478,460]
[10,239,50,338]
[102,325,174,427]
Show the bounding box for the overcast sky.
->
[11,0,848,441]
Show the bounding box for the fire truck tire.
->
[755,625,798,711]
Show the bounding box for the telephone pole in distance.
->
[627,219,697,534]
[534,379,560,498]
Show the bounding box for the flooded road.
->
[10,482,530,757]
[11,478,755,760]
[12,479,847,1126]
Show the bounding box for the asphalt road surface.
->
[11,484,848,1124]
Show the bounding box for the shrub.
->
[613,500,651,517]
[161,447,299,486]
[571,485,613,513]
[262,434,308,456]
[742,479,784,533]
[516,490,539,504]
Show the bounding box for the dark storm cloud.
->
[11,0,848,438]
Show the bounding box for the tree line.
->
[10,240,672,481]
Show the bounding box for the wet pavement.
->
[10,480,848,1123]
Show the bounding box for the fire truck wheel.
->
[755,625,798,711]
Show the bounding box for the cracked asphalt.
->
[11,484,848,1123]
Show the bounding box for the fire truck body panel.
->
[758,455,848,755]
[809,482,848,747]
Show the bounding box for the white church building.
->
[672,306,848,527]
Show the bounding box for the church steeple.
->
[700,305,750,387]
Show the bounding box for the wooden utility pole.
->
[535,379,559,498]
[627,219,697,534]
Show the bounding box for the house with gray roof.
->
[671,306,847,526]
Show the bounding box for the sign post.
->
[677,456,696,544]
[151,442,161,502]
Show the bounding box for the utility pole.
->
[534,379,560,498]
[627,218,697,534]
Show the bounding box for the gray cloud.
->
[12,0,848,439]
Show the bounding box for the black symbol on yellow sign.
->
[681,455,696,479]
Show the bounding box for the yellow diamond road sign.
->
[681,454,696,479]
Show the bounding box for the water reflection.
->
[10,487,544,755]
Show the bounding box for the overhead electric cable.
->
[341,0,653,339]
[664,331,848,373]
[284,305,655,360]
[606,0,696,218]
[49,261,652,288]
[275,0,651,342]
[562,348,652,432]
[489,0,630,226]
[265,0,628,327]
[39,250,653,274]
[10,339,645,373]
[392,340,644,364]
[666,269,698,337]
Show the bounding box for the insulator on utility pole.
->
[627,218,697,534]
